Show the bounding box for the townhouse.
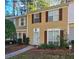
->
[27,0,74,45]
[5,15,27,43]
[27,3,68,45]
[68,0,74,42]
[5,0,74,45]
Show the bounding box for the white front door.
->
[33,28,40,45]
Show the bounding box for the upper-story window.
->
[48,9,59,21]
[19,17,26,26]
[32,13,41,23]
[46,8,62,22]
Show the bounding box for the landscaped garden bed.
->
[9,48,74,59]
[8,40,74,59]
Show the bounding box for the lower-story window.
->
[47,29,60,46]
[17,33,21,39]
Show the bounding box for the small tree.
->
[5,19,16,39]
[27,0,49,12]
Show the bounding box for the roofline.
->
[5,3,68,19]
[27,3,68,14]
[5,15,27,19]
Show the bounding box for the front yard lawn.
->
[9,48,74,59]
[5,44,27,54]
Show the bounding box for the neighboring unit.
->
[5,15,27,43]
[68,0,74,42]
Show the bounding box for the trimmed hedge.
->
[38,43,59,49]
[23,37,30,45]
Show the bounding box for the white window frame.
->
[19,17,26,26]
[17,32,21,39]
[33,13,40,23]
[48,9,59,22]
[47,29,60,45]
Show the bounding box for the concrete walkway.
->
[5,46,34,59]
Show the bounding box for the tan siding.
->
[28,6,68,45]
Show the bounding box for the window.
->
[19,17,26,26]
[32,13,41,23]
[17,32,21,39]
[48,9,59,22]
[48,29,60,45]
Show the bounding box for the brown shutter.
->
[44,31,47,44]
[46,11,48,22]
[59,8,62,21]
[60,30,64,39]
[32,14,34,23]
[39,13,41,23]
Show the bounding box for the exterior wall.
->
[68,1,74,23]
[15,16,27,40]
[27,6,68,45]
[6,16,27,42]
[68,0,74,42]
[68,23,74,41]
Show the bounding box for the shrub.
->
[18,38,22,44]
[38,43,59,49]
[38,44,48,49]
[60,37,68,48]
[23,37,30,45]
[48,43,59,48]
[71,40,74,48]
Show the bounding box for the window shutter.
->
[60,30,64,39]
[46,11,48,22]
[59,8,62,21]
[44,31,47,44]
[32,14,34,23]
[39,13,41,22]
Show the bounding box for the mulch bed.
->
[9,48,74,59]
[27,48,74,55]
[5,44,27,54]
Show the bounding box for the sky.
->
[5,0,13,16]
[5,0,26,16]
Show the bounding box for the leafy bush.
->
[48,43,59,48]
[38,44,48,49]
[71,40,74,48]
[23,37,30,45]
[18,38,22,44]
[60,37,68,48]
[38,43,59,49]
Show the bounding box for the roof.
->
[5,15,27,19]
[27,3,68,14]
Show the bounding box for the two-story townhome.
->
[5,0,74,45]
[5,15,27,43]
[27,3,68,45]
